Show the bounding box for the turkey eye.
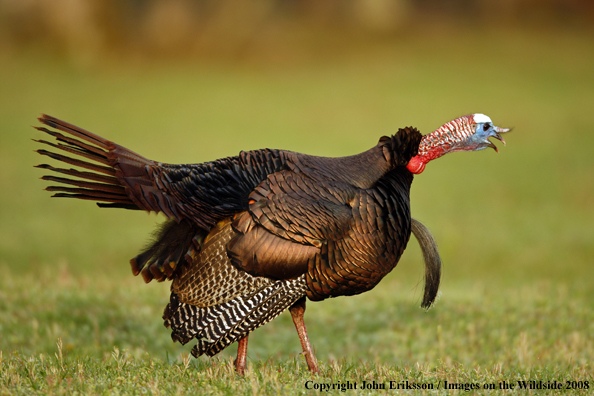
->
[483,123,490,131]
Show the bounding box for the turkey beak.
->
[492,126,511,146]
[487,125,511,152]
[487,140,499,153]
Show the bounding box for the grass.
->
[2,271,592,395]
[1,25,594,394]
[0,272,594,394]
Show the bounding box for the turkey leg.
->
[234,336,249,375]
[289,297,320,374]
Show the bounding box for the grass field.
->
[1,26,593,394]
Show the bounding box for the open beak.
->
[488,126,511,152]
[492,126,511,145]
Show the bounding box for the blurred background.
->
[1,0,593,63]
[1,0,593,368]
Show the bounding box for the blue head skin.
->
[407,113,511,174]
[463,113,510,153]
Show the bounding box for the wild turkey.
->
[34,113,509,374]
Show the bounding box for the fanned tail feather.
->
[34,114,140,209]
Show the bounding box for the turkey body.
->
[161,147,417,358]
[35,115,439,371]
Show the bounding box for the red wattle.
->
[406,156,426,174]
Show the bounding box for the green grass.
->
[2,272,592,394]
[1,26,594,394]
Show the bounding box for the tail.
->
[34,115,197,282]
[34,114,149,210]
[411,218,441,308]
[34,114,262,225]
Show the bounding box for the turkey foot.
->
[234,336,249,375]
[290,297,319,374]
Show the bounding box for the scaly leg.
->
[234,336,249,375]
[289,297,319,374]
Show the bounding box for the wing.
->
[248,172,357,245]
[225,169,358,280]
[34,114,288,230]
[231,166,416,301]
